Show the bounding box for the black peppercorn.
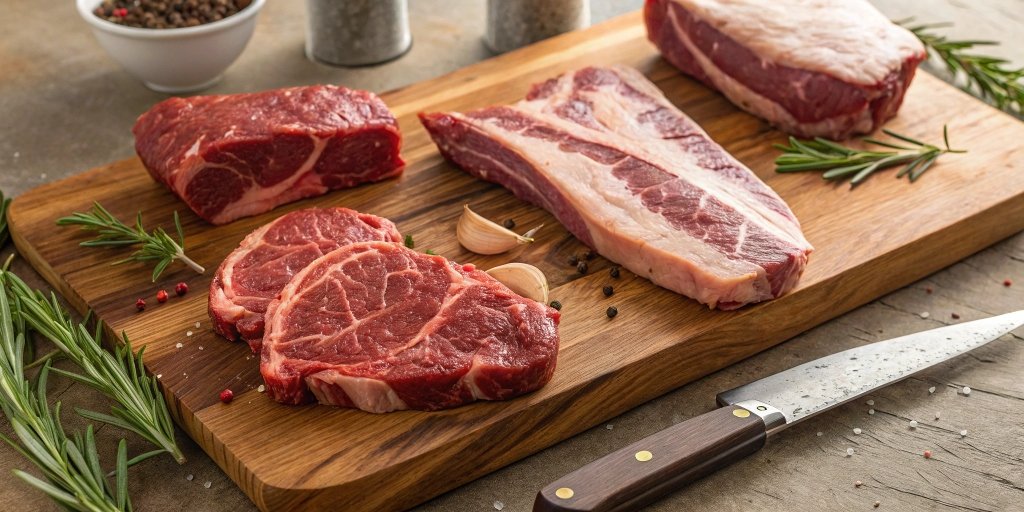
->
[549,300,562,310]
[609,266,620,279]
[602,285,614,297]
[606,306,618,318]
[584,249,596,260]
[576,261,588,274]
[503,219,516,229]
[568,255,579,266]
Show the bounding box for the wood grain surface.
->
[7,11,1024,512]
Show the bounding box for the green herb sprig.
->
[2,270,184,465]
[57,203,204,282]
[901,20,1024,115]
[0,272,132,512]
[774,126,965,186]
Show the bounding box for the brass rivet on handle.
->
[733,409,751,418]
[555,487,574,499]
[635,450,653,462]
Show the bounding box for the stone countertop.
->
[1,1,1021,511]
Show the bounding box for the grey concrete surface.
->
[1,1,1021,511]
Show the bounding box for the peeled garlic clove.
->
[486,263,549,304]
[457,205,541,255]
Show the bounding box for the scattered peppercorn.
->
[951,312,961,319]
[135,298,146,311]
[175,282,189,296]
[854,480,863,488]
[404,234,414,249]
[503,219,516,229]
[219,389,234,404]
[923,450,932,459]
[874,502,880,508]
[1004,278,1013,287]
[576,261,588,274]
[156,290,169,303]
[609,266,620,279]
[606,306,618,318]
[425,249,436,255]
[584,249,596,260]
[92,0,252,29]
[568,255,579,266]
[549,300,562,310]
[602,285,614,297]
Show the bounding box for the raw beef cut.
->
[644,0,926,139]
[420,65,812,309]
[209,207,401,352]
[260,241,560,412]
[133,85,405,225]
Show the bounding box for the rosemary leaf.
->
[56,203,204,282]
[774,126,965,187]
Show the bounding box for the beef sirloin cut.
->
[645,0,926,139]
[134,85,404,225]
[420,65,812,309]
[209,208,401,352]
[261,242,560,412]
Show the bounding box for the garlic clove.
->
[486,263,549,304]
[457,205,542,255]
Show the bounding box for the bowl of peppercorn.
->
[77,0,265,93]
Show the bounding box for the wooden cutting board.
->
[8,10,1024,512]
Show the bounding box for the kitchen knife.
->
[534,310,1024,512]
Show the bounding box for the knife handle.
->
[534,404,771,512]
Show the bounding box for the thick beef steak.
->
[133,85,404,224]
[420,65,812,309]
[644,0,926,139]
[261,242,560,412]
[209,208,401,352]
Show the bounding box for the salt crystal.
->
[195,321,201,328]
[935,411,941,420]
[198,346,204,351]
[919,311,930,319]
[928,386,936,394]
[605,424,614,430]
[493,501,505,511]
[962,386,971,396]
[40,173,47,180]
[257,385,266,393]
[175,342,183,349]
[203,481,212,489]
[854,480,863,487]
[156,374,162,379]
[909,420,918,429]
[186,474,194,481]
[186,331,193,337]
[846,448,855,456]
[866,400,874,406]
[13,152,19,158]
[853,428,862,435]
[868,409,875,415]
[816,431,823,437]
[960,429,968,437]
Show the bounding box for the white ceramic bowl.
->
[76,0,266,93]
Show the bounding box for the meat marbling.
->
[133,85,404,225]
[644,0,926,139]
[260,241,560,412]
[209,207,402,352]
[420,65,812,309]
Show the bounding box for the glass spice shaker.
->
[485,0,591,54]
[305,0,412,66]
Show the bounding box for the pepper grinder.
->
[306,0,412,66]
[486,0,590,54]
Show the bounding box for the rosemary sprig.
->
[2,269,184,465]
[0,272,131,511]
[0,189,11,247]
[774,126,965,186]
[901,19,1024,115]
[57,202,204,282]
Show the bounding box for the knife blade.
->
[534,310,1024,512]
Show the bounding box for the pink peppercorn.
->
[175,282,189,296]
[219,389,234,404]
[156,290,168,303]
[135,298,146,311]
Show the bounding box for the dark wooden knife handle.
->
[533,405,767,512]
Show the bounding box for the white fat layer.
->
[666,8,875,138]
[450,112,768,307]
[517,64,811,249]
[671,0,924,85]
[307,371,408,413]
